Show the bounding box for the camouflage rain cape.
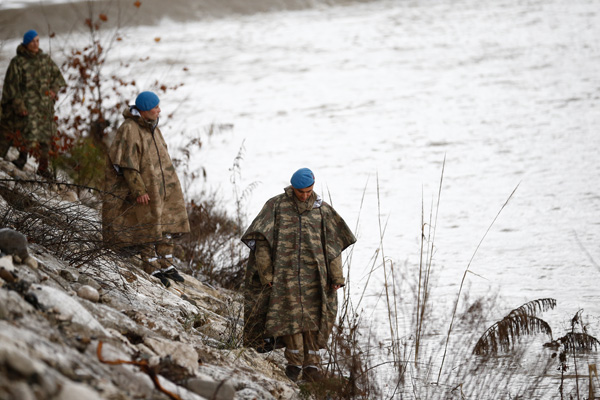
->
[0,44,65,150]
[102,108,190,246]
[241,186,356,348]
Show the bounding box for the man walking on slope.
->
[103,91,190,286]
[241,168,356,382]
[0,29,66,178]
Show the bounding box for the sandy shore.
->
[0,0,369,41]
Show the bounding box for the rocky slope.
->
[0,155,299,400]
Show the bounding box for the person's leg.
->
[0,129,10,159]
[281,333,304,382]
[36,141,51,179]
[155,233,175,268]
[12,149,28,169]
[1,130,28,169]
[302,331,322,381]
[155,233,184,282]
[140,244,159,274]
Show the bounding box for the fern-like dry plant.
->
[473,298,557,355]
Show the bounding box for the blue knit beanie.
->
[291,168,315,189]
[23,30,38,45]
[135,91,160,111]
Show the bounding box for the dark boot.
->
[285,365,301,382]
[161,265,184,283]
[12,150,27,170]
[151,270,171,287]
[36,156,52,180]
[302,366,322,382]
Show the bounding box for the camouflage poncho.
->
[241,186,356,348]
[0,45,65,146]
[102,108,190,245]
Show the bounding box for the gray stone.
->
[0,299,7,319]
[78,275,101,290]
[24,256,38,269]
[77,285,100,303]
[0,228,29,260]
[144,337,199,376]
[59,190,78,203]
[186,377,236,400]
[0,255,16,275]
[0,289,36,317]
[55,381,102,400]
[32,285,107,334]
[0,346,43,378]
[7,381,36,400]
[59,269,78,282]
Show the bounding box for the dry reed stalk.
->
[375,174,403,373]
[415,156,445,368]
[437,182,520,383]
[589,364,598,400]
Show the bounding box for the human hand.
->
[47,90,58,101]
[136,193,150,205]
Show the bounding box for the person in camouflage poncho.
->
[241,168,356,382]
[102,92,190,279]
[0,30,66,176]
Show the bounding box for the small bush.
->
[177,194,246,290]
[51,135,106,190]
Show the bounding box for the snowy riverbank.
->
[0,159,298,399]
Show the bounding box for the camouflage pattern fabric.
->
[102,108,190,246]
[241,186,356,348]
[0,45,65,154]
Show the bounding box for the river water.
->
[135,1,600,396]
[2,0,600,397]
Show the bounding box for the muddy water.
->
[2,0,600,397]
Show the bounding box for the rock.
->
[0,228,29,260]
[0,288,36,317]
[7,381,36,400]
[55,381,102,400]
[186,377,236,400]
[32,285,107,334]
[24,256,38,269]
[59,269,78,282]
[0,267,16,283]
[0,345,44,378]
[0,255,16,270]
[0,298,8,319]
[5,146,19,161]
[77,285,100,303]
[59,190,78,203]
[78,275,101,290]
[144,337,199,376]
